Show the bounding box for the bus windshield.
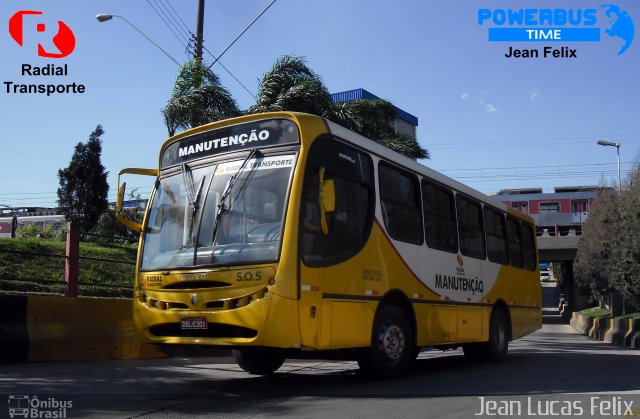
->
[141,154,296,271]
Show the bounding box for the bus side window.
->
[484,207,509,265]
[455,195,486,260]
[378,162,423,245]
[301,137,374,267]
[521,222,537,271]
[506,216,524,268]
[422,179,458,253]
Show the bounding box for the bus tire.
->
[358,305,413,379]
[485,308,509,362]
[232,348,285,375]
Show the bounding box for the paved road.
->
[1,321,639,418]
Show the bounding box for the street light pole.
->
[194,0,206,61]
[96,14,182,67]
[597,140,622,194]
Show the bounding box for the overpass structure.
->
[537,235,579,262]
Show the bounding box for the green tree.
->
[57,125,109,232]
[163,60,241,137]
[334,98,429,159]
[251,55,335,118]
[250,55,428,159]
[615,160,640,310]
[574,188,620,305]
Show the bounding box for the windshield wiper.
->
[181,163,205,214]
[211,149,259,245]
[181,163,205,243]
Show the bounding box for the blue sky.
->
[0,0,638,208]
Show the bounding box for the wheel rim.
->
[377,321,406,362]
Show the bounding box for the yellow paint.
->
[128,112,542,355]
[26,296,164,362]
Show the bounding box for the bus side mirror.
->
[116,168,158,233]
[319,167,335,235]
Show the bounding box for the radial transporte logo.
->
[478,3,635,58]
[9,10,76,58]
[4,9,85,97]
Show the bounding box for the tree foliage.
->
[250,55,428,160]
[574,160,640,311]
[57,125,109,232]
[163,60,241,137]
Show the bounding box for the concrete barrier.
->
[603,318,628,346]
[1,295,165,363]
[628,319,640,349]
[593,318,610,341]
[0,295,29,362]
[570,312,594,335]
[587,317,599,338]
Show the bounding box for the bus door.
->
[298,136,375,349]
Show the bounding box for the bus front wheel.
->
[358,305,413,379]
[232,348,285,375]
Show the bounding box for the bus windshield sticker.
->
[215,155,296,175]
[161,119,299,168]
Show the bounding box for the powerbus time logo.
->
[478,3,635,58]
[4,9,85,96]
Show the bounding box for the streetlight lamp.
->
[597,140,622,193]
[95,14,182,67]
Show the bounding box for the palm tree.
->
[250,55,428,159]
[163,60,241,137]
[250,55,335,118]
[333,98,429,159]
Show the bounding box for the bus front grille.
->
[149,323,257,339]
[162,280,231,290]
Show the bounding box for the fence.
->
[0,222,136,297]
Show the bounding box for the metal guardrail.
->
[0,222,135,295]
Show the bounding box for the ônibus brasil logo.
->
[478,3,635,56]
[9,10,76,58]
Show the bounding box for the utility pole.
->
[195,0,205,61]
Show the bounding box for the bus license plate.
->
[180,317,208,330]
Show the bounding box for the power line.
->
[207,0,278,70]
[145,0,189,49]
[201,45,256,99]
[162,0,192,35]
[157,0,192,41]
[428,133,640,149]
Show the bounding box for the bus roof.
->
[158,112,534,225]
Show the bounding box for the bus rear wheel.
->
[358,305,413,379]
[463,308,509,362]
[232,348,285,375]
[485,308,509,362]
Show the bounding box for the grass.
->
[617,312,640,320]
[0,237,137,297]
[578,306,640,320]
[578,307,611,318]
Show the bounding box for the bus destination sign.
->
[161,118,299,168]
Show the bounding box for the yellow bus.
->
[117,112,541,378]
